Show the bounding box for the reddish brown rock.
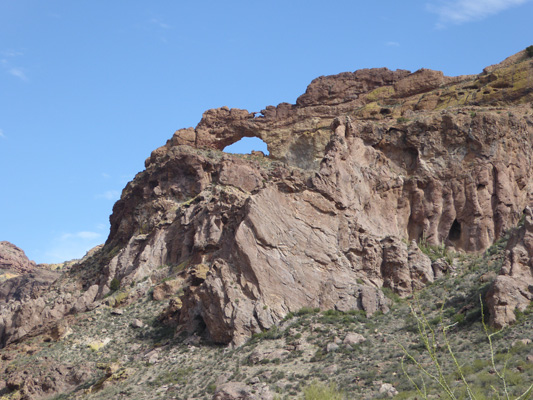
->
[0,269,59,304]
[2,50,533,351]
[95,50,533,343]
[0,241,37,274]
[486,207,533,328]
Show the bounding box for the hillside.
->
[1,48,533,399]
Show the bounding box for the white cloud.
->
[96,223,109,231]
[150,18,172,29]
[8,67,28,81]
[96,190,121,200]
[427,0,531,25]
[386,41,400,47]
[46,231,104,262]
[1,51,28,81]
[1,50,23,57]
[0,129,5,139]
[60,231,102,241]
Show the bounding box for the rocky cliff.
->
[0,242,59,306]
[0,241,37,276]
[1,49,533,350]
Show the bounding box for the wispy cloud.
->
[427,0,531,26]
[0,129,5,139]
[8,67,28,81]
[96,190,121,201]
[96,223,109,231]
[1,50,23,57]
[45,230,104,262]
[61,231,102,241]
[150,18,172,29]
[385,41,400,47]
[1,49,28,81]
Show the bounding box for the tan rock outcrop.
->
[487,207,533,327]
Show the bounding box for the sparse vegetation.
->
[303,381,344,400]
[418,235,455,265]
[399,296,533,399]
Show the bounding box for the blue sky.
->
[1,0,532,263]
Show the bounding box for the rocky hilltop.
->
[103,48,533,345]
[0,241,37,276]
[0,242,60,307]
[1,49,533,399]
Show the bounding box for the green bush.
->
[250,326,284,342]
[109,277,120,292]
[295,307,320,316]
[418,236,454,265]
[303,381,344,400]
[526,45,533,58]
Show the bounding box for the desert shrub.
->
[382,286,402,303]
[295,307,320,316]
[113,290,129,306]
[250,326,284,342]
[303,381,344,400]
[418,236,454,265]
[399,296,533,399]
[526,45,533,58]
[148,368,193,386]
[109,277,120,292]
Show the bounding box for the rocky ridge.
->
[0,241,37,276]
[102,48,533,346]
[1,49,533,358]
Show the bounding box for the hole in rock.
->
[191,315,208,337]
[449,219,462,242]
[223,137,269,156]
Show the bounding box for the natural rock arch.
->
[223,136,269,155]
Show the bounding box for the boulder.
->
[343,333,366,346]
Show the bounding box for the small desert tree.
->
[399,296,533,400]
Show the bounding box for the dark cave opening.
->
[195,315,207,332]
[449,219,462,242]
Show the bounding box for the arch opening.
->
[223,136,269,156]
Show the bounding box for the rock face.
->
[0,241,37,275]
[0,269,59,305]
[97,49,533,345]
[2,49,533,349]
[487,207,533,328]
[0,241,60,308]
